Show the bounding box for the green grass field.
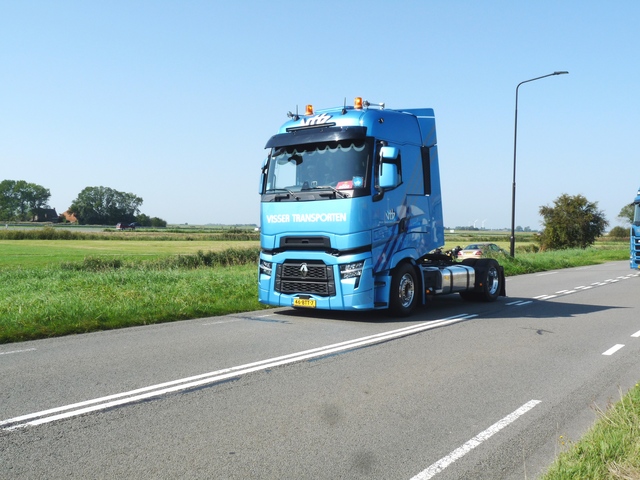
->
[0,239,260,269]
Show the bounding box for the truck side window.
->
[421,146,432,196]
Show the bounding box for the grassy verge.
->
[497,246,628,276]
[541,383,640,479]
[0,249,265,343]
[0,242,628,344]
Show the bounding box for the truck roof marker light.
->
[354,97,363,110]
[305,104,314,116]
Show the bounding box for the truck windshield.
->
[264,140,371,198]
[634,202,640,226]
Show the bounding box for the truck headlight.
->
[340,261,364,279]
[259,260,272,276]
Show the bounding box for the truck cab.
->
[258,98,504,316]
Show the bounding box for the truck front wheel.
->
[389,263,418,317]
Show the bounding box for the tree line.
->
[0,178,631,249]
[0,180,166,227]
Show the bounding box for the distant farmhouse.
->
[61,210,77,223]
[31,208,59,223]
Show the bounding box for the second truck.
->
[631,187,640,269]
[258,97,506,316]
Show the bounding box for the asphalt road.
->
[1,261,639,479]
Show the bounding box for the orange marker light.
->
[305,104,314,115]
[354,97,363,110]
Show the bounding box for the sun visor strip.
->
[265,126,367,149]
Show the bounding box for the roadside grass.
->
[0,250,265,343]
[497,246,628,276]
[540,383,640,479]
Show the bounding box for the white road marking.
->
[411,400,541,480]
[203,314,277,325]
[1,314,474,431]
[539,295,558,300]
[631,330,640,338]
[531,272,637,302]
[201,319,241,326]
[602,344,625,356]
[0,348,36,356]
[506,300,532,306]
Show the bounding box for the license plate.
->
[293,297,316,308]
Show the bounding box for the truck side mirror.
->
[259,157,268,194]
[379,163,399,188]
[380,146,399,160]
[378,146,400,189]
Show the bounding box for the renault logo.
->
[300,263,308,277]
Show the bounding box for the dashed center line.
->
[506,300,533,306]
[528,272,638,302]
[602,344,625,356]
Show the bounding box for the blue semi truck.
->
[258,98,505,316]
[631,187,640,269]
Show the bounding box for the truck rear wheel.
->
[460,258,502,302]
[477,259,502,301]
[389,263,418,317]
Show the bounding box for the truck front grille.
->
[275,260,336,297]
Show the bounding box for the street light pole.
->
[510,71,568,257]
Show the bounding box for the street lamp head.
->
[553,71,569,75]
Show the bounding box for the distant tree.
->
[69,186,143,225]
[134,214,167,227]
[135,213,152,226]
[150,217,167,227]
[618,203,634,225]
[608,226,629,239]
[538,194,608,250]
[0,179,51,221]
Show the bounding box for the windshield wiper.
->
[312,185,349,198]
[267,188,300,201]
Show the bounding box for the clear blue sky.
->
[2,1,638,229]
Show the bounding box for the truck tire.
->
[476,258,502,302]
[389,263,418,317]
